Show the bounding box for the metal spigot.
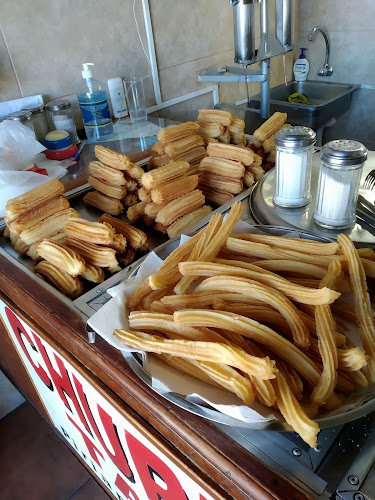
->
[308,26,333,77]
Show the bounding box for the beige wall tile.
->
[0,28,21,101]
[150,0,234,70]
[1,0,152,101]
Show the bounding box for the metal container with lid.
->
[22,104,49,144]
[273,125,316,208]
[6,110,35,132]
[46,99,79,143]
[314,139,368,229]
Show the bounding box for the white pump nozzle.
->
[82,62,94,79]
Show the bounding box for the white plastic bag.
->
[0,120,45,171]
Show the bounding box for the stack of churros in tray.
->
[197,109,246,146]
[4,178,149,299]
[198,142,263,206]
[113,201,375,448]
[249,111,290,172]
[4,179,79,259]
[32,215,147,298]
[148,122,207,175]
[128,160,212,238]
[84,145,144,215]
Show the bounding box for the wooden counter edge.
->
[0,252,314,500]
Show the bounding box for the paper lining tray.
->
[86,223,375,432]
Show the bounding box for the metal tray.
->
[118,225,375,432]
[250,151,375,247]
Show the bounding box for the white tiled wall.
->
[298,0,375,149]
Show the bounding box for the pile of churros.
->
[197,109,247,146]
[199,142,264,206]
[84,145,144,215]
[4,179,149,298]
[4,179,79,259]
[127,160,212,238]
[249,111,290,172]
[113,202,375,448]
[148,122,207,174]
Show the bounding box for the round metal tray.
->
[121,225,375,431]
[250,151,375,246]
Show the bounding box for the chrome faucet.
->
[308,26,333,77]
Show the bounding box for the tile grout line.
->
[0,20,23,97]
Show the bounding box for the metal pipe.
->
[276,0,294,49]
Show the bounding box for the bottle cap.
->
[82,62,94,79]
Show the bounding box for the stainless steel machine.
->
[199,0,295,118]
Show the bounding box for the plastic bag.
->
[0,120,45,171]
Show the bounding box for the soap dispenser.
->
[77,62,114,141]
[294,48,310,82]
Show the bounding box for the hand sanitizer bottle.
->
[294,48,310,82]
[77,63,114,141]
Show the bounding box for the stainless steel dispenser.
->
[199,0,296,119]
[232,0,259,65]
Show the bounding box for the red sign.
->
[0,303,217,500]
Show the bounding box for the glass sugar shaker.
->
[6,110,35,133]
[273,126,316,208]
[23,105,50,144]
[313,140,368,229]
[46,99,80,143]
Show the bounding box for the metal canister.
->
[22,105,49,144]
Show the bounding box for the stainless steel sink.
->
[249,80,360,129]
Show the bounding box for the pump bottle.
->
[77,63,114,141]
[294,48,310,82]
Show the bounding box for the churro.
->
[80,263,105,283]
[19,208,80,245]
[37,240,86,277]
[99,214,148,251]
[157,122,200,143]
[253,112,287,142]
[338,234,375,382]
[65,237,118,268]
[5,179,65,222]
[88,161,127,185]
[167,205,212,238]
[142,161,189,190]
[83,191,123,215]
[155,190,205,226]
[199,156,245,179]
[151,175,199,205]
[197,121,224,138]
[199,186,234,206]
[65,218,115,245]
[88,176,127,200]
[207,142,255,166]
[8,196,70,234]
[197,109,232,126]
[199,174,243,194]
[35,260,83,299]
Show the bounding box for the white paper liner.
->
[87,219,375,426]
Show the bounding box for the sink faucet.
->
[308,26,333,77]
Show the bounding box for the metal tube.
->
[232,0,258,65]
[276,0,294,49]
[260,59,270,118]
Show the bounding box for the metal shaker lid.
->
[321,139,368,167]
[46,100,71,111]
[23,105,46,115]
[275,126,316,147]
[6,110,32,122]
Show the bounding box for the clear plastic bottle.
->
[77,63,114,141]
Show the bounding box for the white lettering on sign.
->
[0,301,217,500]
